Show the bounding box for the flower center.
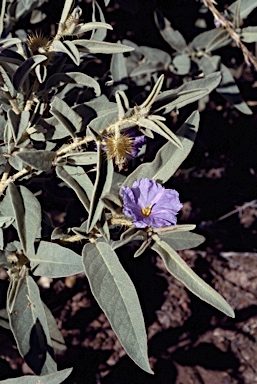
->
[141,205,151,217]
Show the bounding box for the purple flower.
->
[121,178,183,228]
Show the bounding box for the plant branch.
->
[203,0,257,69]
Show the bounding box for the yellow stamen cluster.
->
[141,206,151,217]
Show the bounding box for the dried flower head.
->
[27,32,51,54]
[102,129,145,170]
[121,178,183,228]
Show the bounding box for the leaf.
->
[139,74,164,110]
[233,0,241,28]
[0,215,14,228]
[152,240,235,317]
[59,0,74,25]
[50,97,82,138]
[57,152,97,166]
[217,64,252,115]
[240,26,257,43]
[154,10,187,53]
[73,21,112,36]
[0,368,73,384]
[156,231,205,250]
[7,109,30,147]
[139,116,182,148]
[30,241,84,278]
[0,0,6,36]
[190,29,230,53]
[82,241,153,374]
[152,73,221,114]
[111,52,128,93]
[91,1,109,41]
[13,55,47,91]
[0,65,15,97]
[35,63,47,83]
[73,39,134,54]
[115,91,130,119]
[123,110,199,187]
[53,40,80,66]
[43,305,66,351]
[7,184,41,257]
[172,54,191,75]
[16,150,56,171]
[228,0,257,20]
[56,164,93,213]
[7,271,57,375]
[43,72,101,96]
[87,141,113,233]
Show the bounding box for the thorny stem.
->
[203,0,257,69]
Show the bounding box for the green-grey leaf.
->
[7,109,30,147]
[30,241,84,278]
[82,241,153,374]
[111,53,128,93]
[157,231,205,250]
[217,64,252,115]
[13,55,47,91]
[152,240,235,317]
[50,97,82,138]
[240,26,257,43]
[0,65,15,97]
[123,110,199,186]
[73,40,134,54]
[0,0,6,36]
[87,143,113,233]
[7,272,57,374]
[73,21,112,35]
[57,152,97,166]
[53,40,80,66]
[228,0,257,19]
[152,73,221,114]
[172,54,191,75]
[140,116,182,148]
[16,150,56,171]
[43,305,66,351]
[7,184,41,257]
[154,10,187,53]
[0,368,73,384]
[56,164,93,213]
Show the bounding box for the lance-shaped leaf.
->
[152,73,221,114]
[111,53,128,94]
[123,110,199,187]
[56,164,93,212]
[87,139,113,233]
[50,97,82,138]
[7,109,30,147]
[57,152,97,166]
[73,39,134,54]
[154,230,205,250]
[53,40,80,66]
[138,74,164,111]
[7,184,41,257]
[13,55,47,91]
[154,10,187,53]
[7,271,57,375]
[73,21,112,36]
[138,116,182,148]
[91,0,109,41]
[43,305,66,351]
[152,239,235,317]
[30,241,84,278]
[190,29,230,53]
[0,65,16,97]
[43,72,101,96]
[217,63,252,115]
[58,0,74,27]
[0,368,73,384]
[0,0,6,36]
[240,26,257,43]
[228,0,257,20]
[16,150,56,171]
[82,241,153,374]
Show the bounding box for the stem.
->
[203,0,257,69]
[0,168,29,195]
